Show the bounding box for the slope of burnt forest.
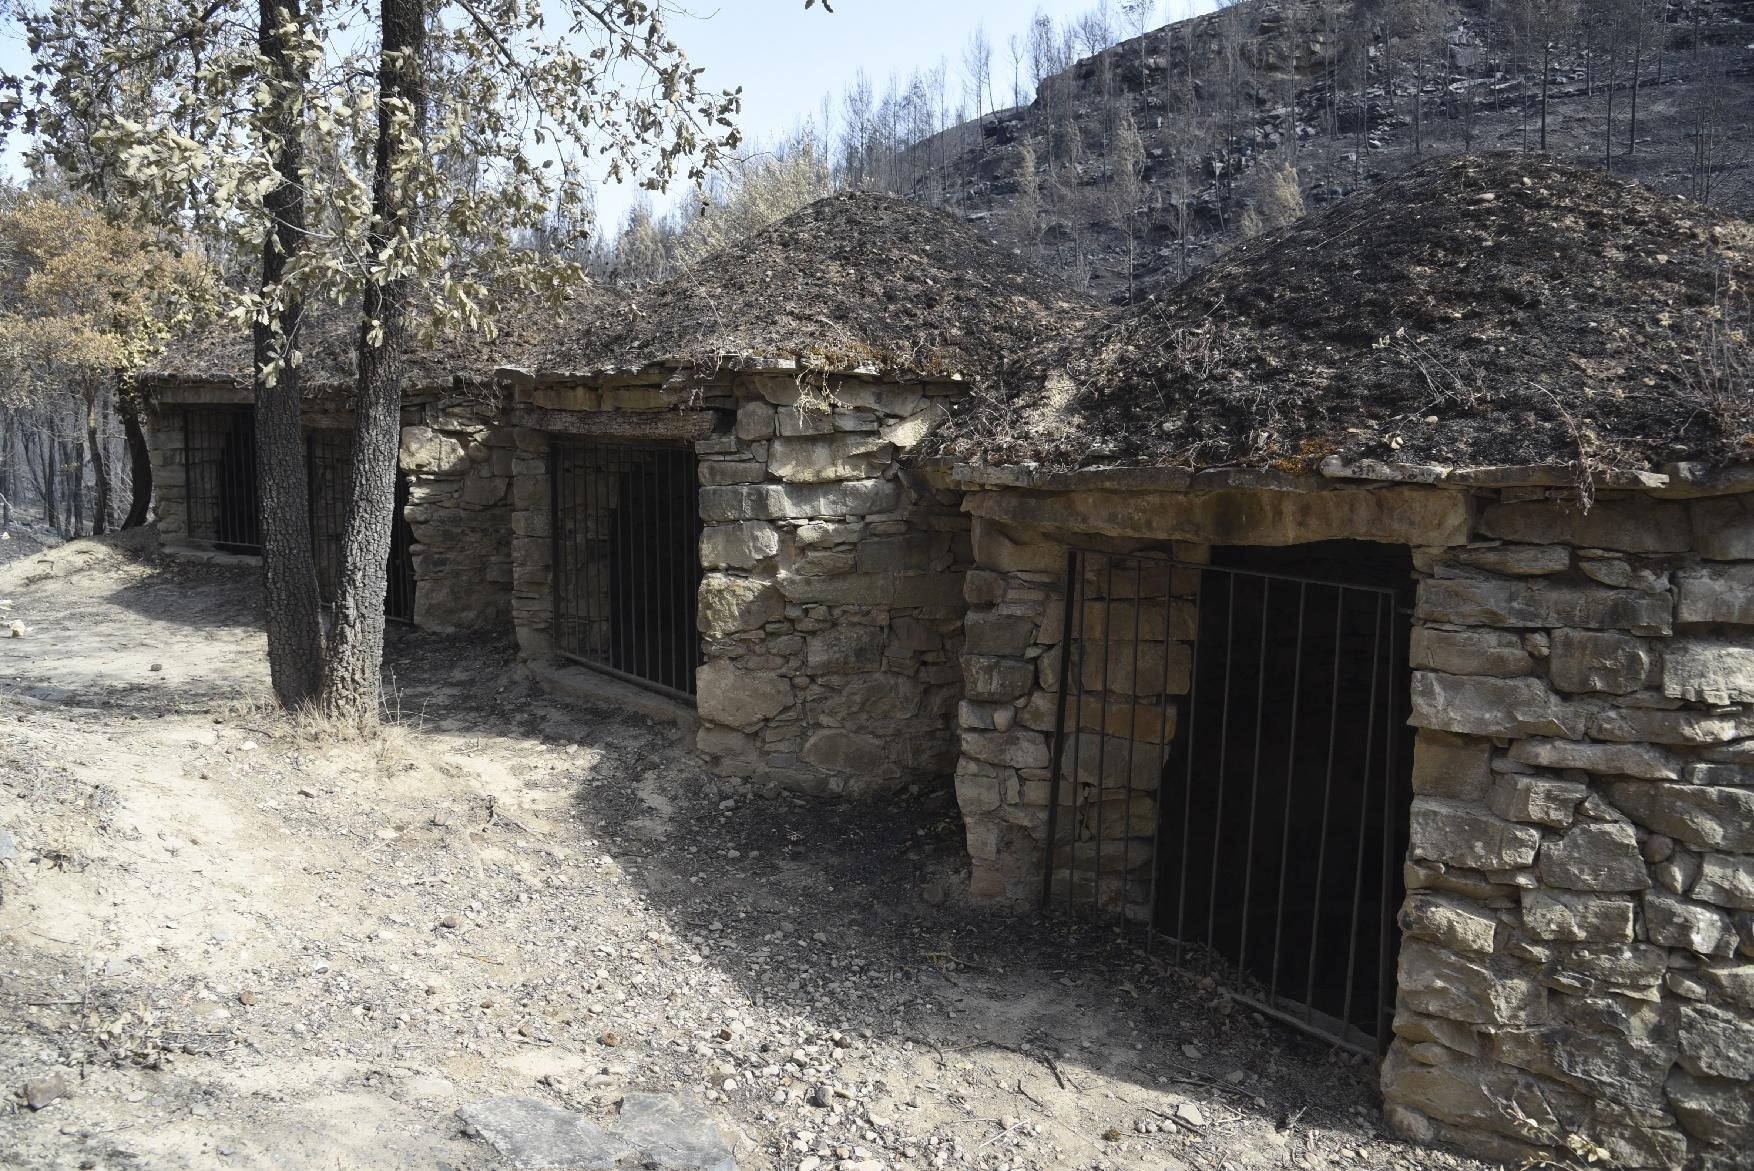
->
[900,0,1754,303]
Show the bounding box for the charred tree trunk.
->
[322,0,426,725]
[85,385,109,537]
[256,0,326,709]
[119,384,152,529]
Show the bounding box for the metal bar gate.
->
[183,407,261,553]
[305,429,416,622]
[549,439,702,701]
[1043,546,1411,1056]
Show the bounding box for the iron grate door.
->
[305,429,417,622]
[549,439,702,700]
[184,407,260,553]
[1043,545,1413,1057]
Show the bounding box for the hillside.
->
[901,0,1754,303]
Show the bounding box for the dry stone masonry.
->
[945,476,1754,1169]
[693,372,970,797]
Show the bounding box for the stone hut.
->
[136,303,569,632]
[500,192,1100,796]
[935,156,1754,1168]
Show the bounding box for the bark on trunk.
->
[256,0,326,709]
[321,0,426,726]
[120,388,152,529]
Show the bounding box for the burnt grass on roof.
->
[543,192,1102,380]
[943,153,1754,475]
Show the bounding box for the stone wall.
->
[694,373,970,797]
[1388,491,1754,1169]
[947,478,1754,1168]
[398,394,514,633]
[145,387,514,634]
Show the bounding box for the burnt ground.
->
[0,535,1505,1171]
[941,153,1754,476]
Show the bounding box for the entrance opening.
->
[305,429,417,622]
[184,407,260,553]
[1155,541,1414,1054]
[550,439,702,700]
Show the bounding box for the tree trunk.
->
[322,0,426,726]
[119,386,153,529]
[71,431,84,537]
[85,386,109,538]
[1540,40,1550,152]
[256,0,326,709]
[45,434,57,530]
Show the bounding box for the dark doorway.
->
[306,429,417,622]
[1154,541,1415,1055]
[184,407,260,553]
[550,439,702,699]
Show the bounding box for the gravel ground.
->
[0,534,1502,1171]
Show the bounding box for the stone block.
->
[856,533,935,575]
[700,522,780,569]
[1664,639,1754,705]
[1547,629,1659,694]
[954,769,1003,815]
[971,518,1064,573]
[1477,498,1692,553]
[1415,576,1672,635]
[824,675,924,722]
[1408,797,1541,870]
[963,570,1007,607]
[1520,890,1635,942]
[735,400,775,440]
[1677,563,1754,625]
[1487,772,1587,828]
[776,574,893,605]
[698,459,769,486]
[963,655,1036,702]
[1577,557,1669,593]
[697,575,785,636]
[1018,690,1174,744]
[1676,1003,1754,1080]
[1449,543,1572,576]
[878,403,949,450]
[399,425,467,474]
[1552,942,1669,989]
[1538,822,1650,892]
[1399,893,1499,953]
[1411,731,1493,800]
[961,729,1050,771]
[1608,782,1754,852]
[833,383,924,418]
[1686,762,1754,785]
[1644,891,1735,955]
[801,729,884,773]
[964,612,1036,658]
[775,404,833,436]
[1590,706,1754,745]
[1076,639,1192,698]
[1508,738,1680,780]
[1687,495,1754,560]
[1693,854,1754,911]
[1665,1066,1754,1145]
[1059,733,1162,793]
[1409,626,1534,677]
[768,434,894,484]
[1409,672,1592,738]
[805,625,885,674]
[793,547,856,576]
[1396,940,1547,1026]
[695,660,792,731]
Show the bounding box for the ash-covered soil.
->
[0,537,1496,1171]
[944,154,1754,475]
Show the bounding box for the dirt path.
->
[0,535,1495,1171]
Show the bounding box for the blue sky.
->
[0,0,1216,226]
